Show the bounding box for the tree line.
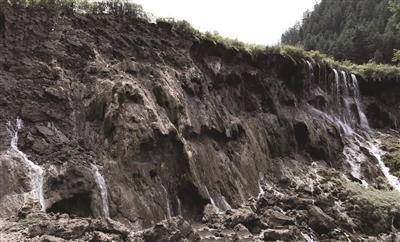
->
[2,0,152,20]
[281,0,400,65]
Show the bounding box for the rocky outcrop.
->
[1,4,400,242]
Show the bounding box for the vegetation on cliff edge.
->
[4,0,400,81]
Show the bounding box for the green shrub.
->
[382,154,400,178]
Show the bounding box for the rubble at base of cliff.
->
[3,159,400,242]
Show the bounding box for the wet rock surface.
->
[1,4,400,242]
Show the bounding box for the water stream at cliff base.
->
[6,118,46,211]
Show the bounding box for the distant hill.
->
[281,0,400,64]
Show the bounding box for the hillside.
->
[281,0,400,64]
[1,2,400,242]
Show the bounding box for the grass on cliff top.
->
[5,0,400,81]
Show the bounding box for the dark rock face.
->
[1,4,400,242]
[308,206,335,235]
[359,77,400,130]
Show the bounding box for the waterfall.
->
[158,178,172,219]
[308,69,399,190]
[333,69,339,100]
[351,74,370,130]
[204,186,222,214]
[365,139,400,191]
[306,60,314,90]
[6,119,46,211]
[308,105,354,135]
[257,175,265,199]
[91,164,110,217]
[176,196,182,216]
[341,71,348,96]
[221,196,232,211]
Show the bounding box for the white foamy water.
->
[308,104,354,135]
[204,186,222,214]
[341,71,348,96]
[221,196,232,211]
[351,74,370,130]
[365,140,400,191]
[6,119,46,211]
[306,60,314,90]
[91,164,110,217]
[257,176,265,199]
[333,69,339,100]
[158,179,172,219]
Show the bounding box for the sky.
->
[132,0,319,46]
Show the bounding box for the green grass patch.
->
[382,153,400,178]
[18,218,40,228]
[347,182,400,208]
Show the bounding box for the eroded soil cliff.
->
[1,5,400,242]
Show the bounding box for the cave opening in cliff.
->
[177,183,208,221]
[294,122,309,149]
[46,193,93,217]
[0,12,4,36]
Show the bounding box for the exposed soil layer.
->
[1,5,400,242]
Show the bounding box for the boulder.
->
[267,210,295,227]
[308,206,335,235]
[142,216,199,242]
[263,228,292,241]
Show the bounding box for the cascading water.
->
[340,71,348,96]
[176,196,182,216]
[6,119,46,211]
[204,186,222,214]
[257,175,265,199]
[221,196,232,211]
[306,60,314,91]
[333,69,339,100]
[158,178,172,219]
[91,164,110,217]
[351,74,370,130]
[308,104,354,135]
[309,68,400,190]
[365,138,400,191]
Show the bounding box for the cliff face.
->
[1,5,400,241]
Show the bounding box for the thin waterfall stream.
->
[158,178,172,219]
[92,164,110,217]
[204,186,222,214]
[6,119,46,211]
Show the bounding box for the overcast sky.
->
[132,0,319,46]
